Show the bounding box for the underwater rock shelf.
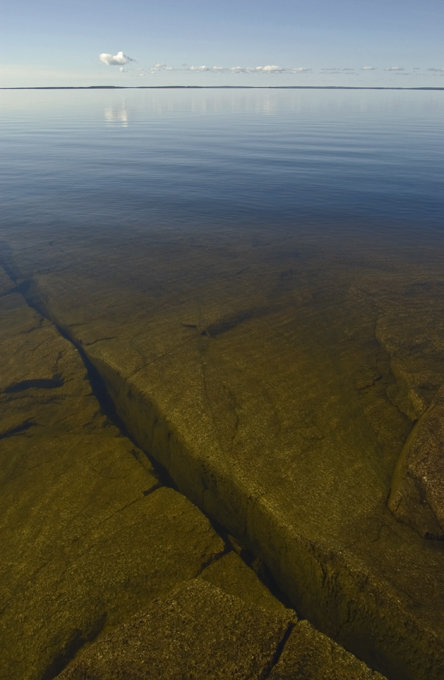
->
[1,223,444,679]
[0,265,386,680]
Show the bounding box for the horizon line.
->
[2,85,444,91]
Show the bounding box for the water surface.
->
[2,88,444,680]
[1,88,444,237]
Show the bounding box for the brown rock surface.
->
[56,578,387,680]
[200,550,288,615]
[56,579,295,680]
[0,265,390,680]
[2,224,444,679]
[268,619,386,680]
[0,276,224,679]
[389,396,444,539]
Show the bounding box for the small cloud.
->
[150,63,175,73]
[428,67,444,72]
[99,51,134,67]
[386,66,404,71]
[256,64,284,72]
[189,65,212,72]
[361,66,376,71]
[138,62,311,77]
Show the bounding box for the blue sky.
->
[2,0,444,87]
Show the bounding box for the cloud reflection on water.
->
[104,102,129,127]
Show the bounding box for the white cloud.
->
[148,63,304,75]
[138,62,390,78]
[256,64,283,72]
[99,51,134,67]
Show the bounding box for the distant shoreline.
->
[2,85,444,91]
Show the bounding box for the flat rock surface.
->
[0,277,226,679]
[56,577,386,680]
[200,550,289,615]
[268,619,386,680]
[268,621,383,680]
[56,579,295,680]
[2,224,444,679]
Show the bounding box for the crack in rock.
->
[4,375,64,393]
[0,419,34,439]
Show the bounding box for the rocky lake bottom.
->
[1,88,444,679]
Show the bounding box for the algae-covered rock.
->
[0,289,105,436]
[389,398,444,539]
[2,225,444,680]
[0,282,227,680]
[0,478,225,680]
[200,549,289,614]
[56,579,295,680]
[268,619,386,680]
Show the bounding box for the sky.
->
[2,0,444,88]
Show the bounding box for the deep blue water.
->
[1,88,444,235]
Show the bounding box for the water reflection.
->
[1,88,444,233]
[104,101,129,127]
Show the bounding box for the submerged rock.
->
[56,579,385,680]
[0,267,386,680]
[389,395,444,540]
[55,579,295,680]
[2,228,444,679]
[268,619,385,680]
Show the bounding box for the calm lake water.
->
[2,88,444,680]
[1,88,444,238]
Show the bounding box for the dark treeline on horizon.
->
[2,85,444,91]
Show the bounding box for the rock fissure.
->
[260,621,296,680]
[83,336,116,347]
[141,482,162,496]
[195,545,232,577]
[41,613,108,680]
[4,376,65,393]
[0,419,34,439]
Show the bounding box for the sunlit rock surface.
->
[0,265,387,680]
[56,579,385,680]
[1,222,444,679]
[56,579,294,680]
[268,618,385,680]
[0,275,224,679]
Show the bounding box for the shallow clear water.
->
[1,88,444,236]
[2,89,444,680]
